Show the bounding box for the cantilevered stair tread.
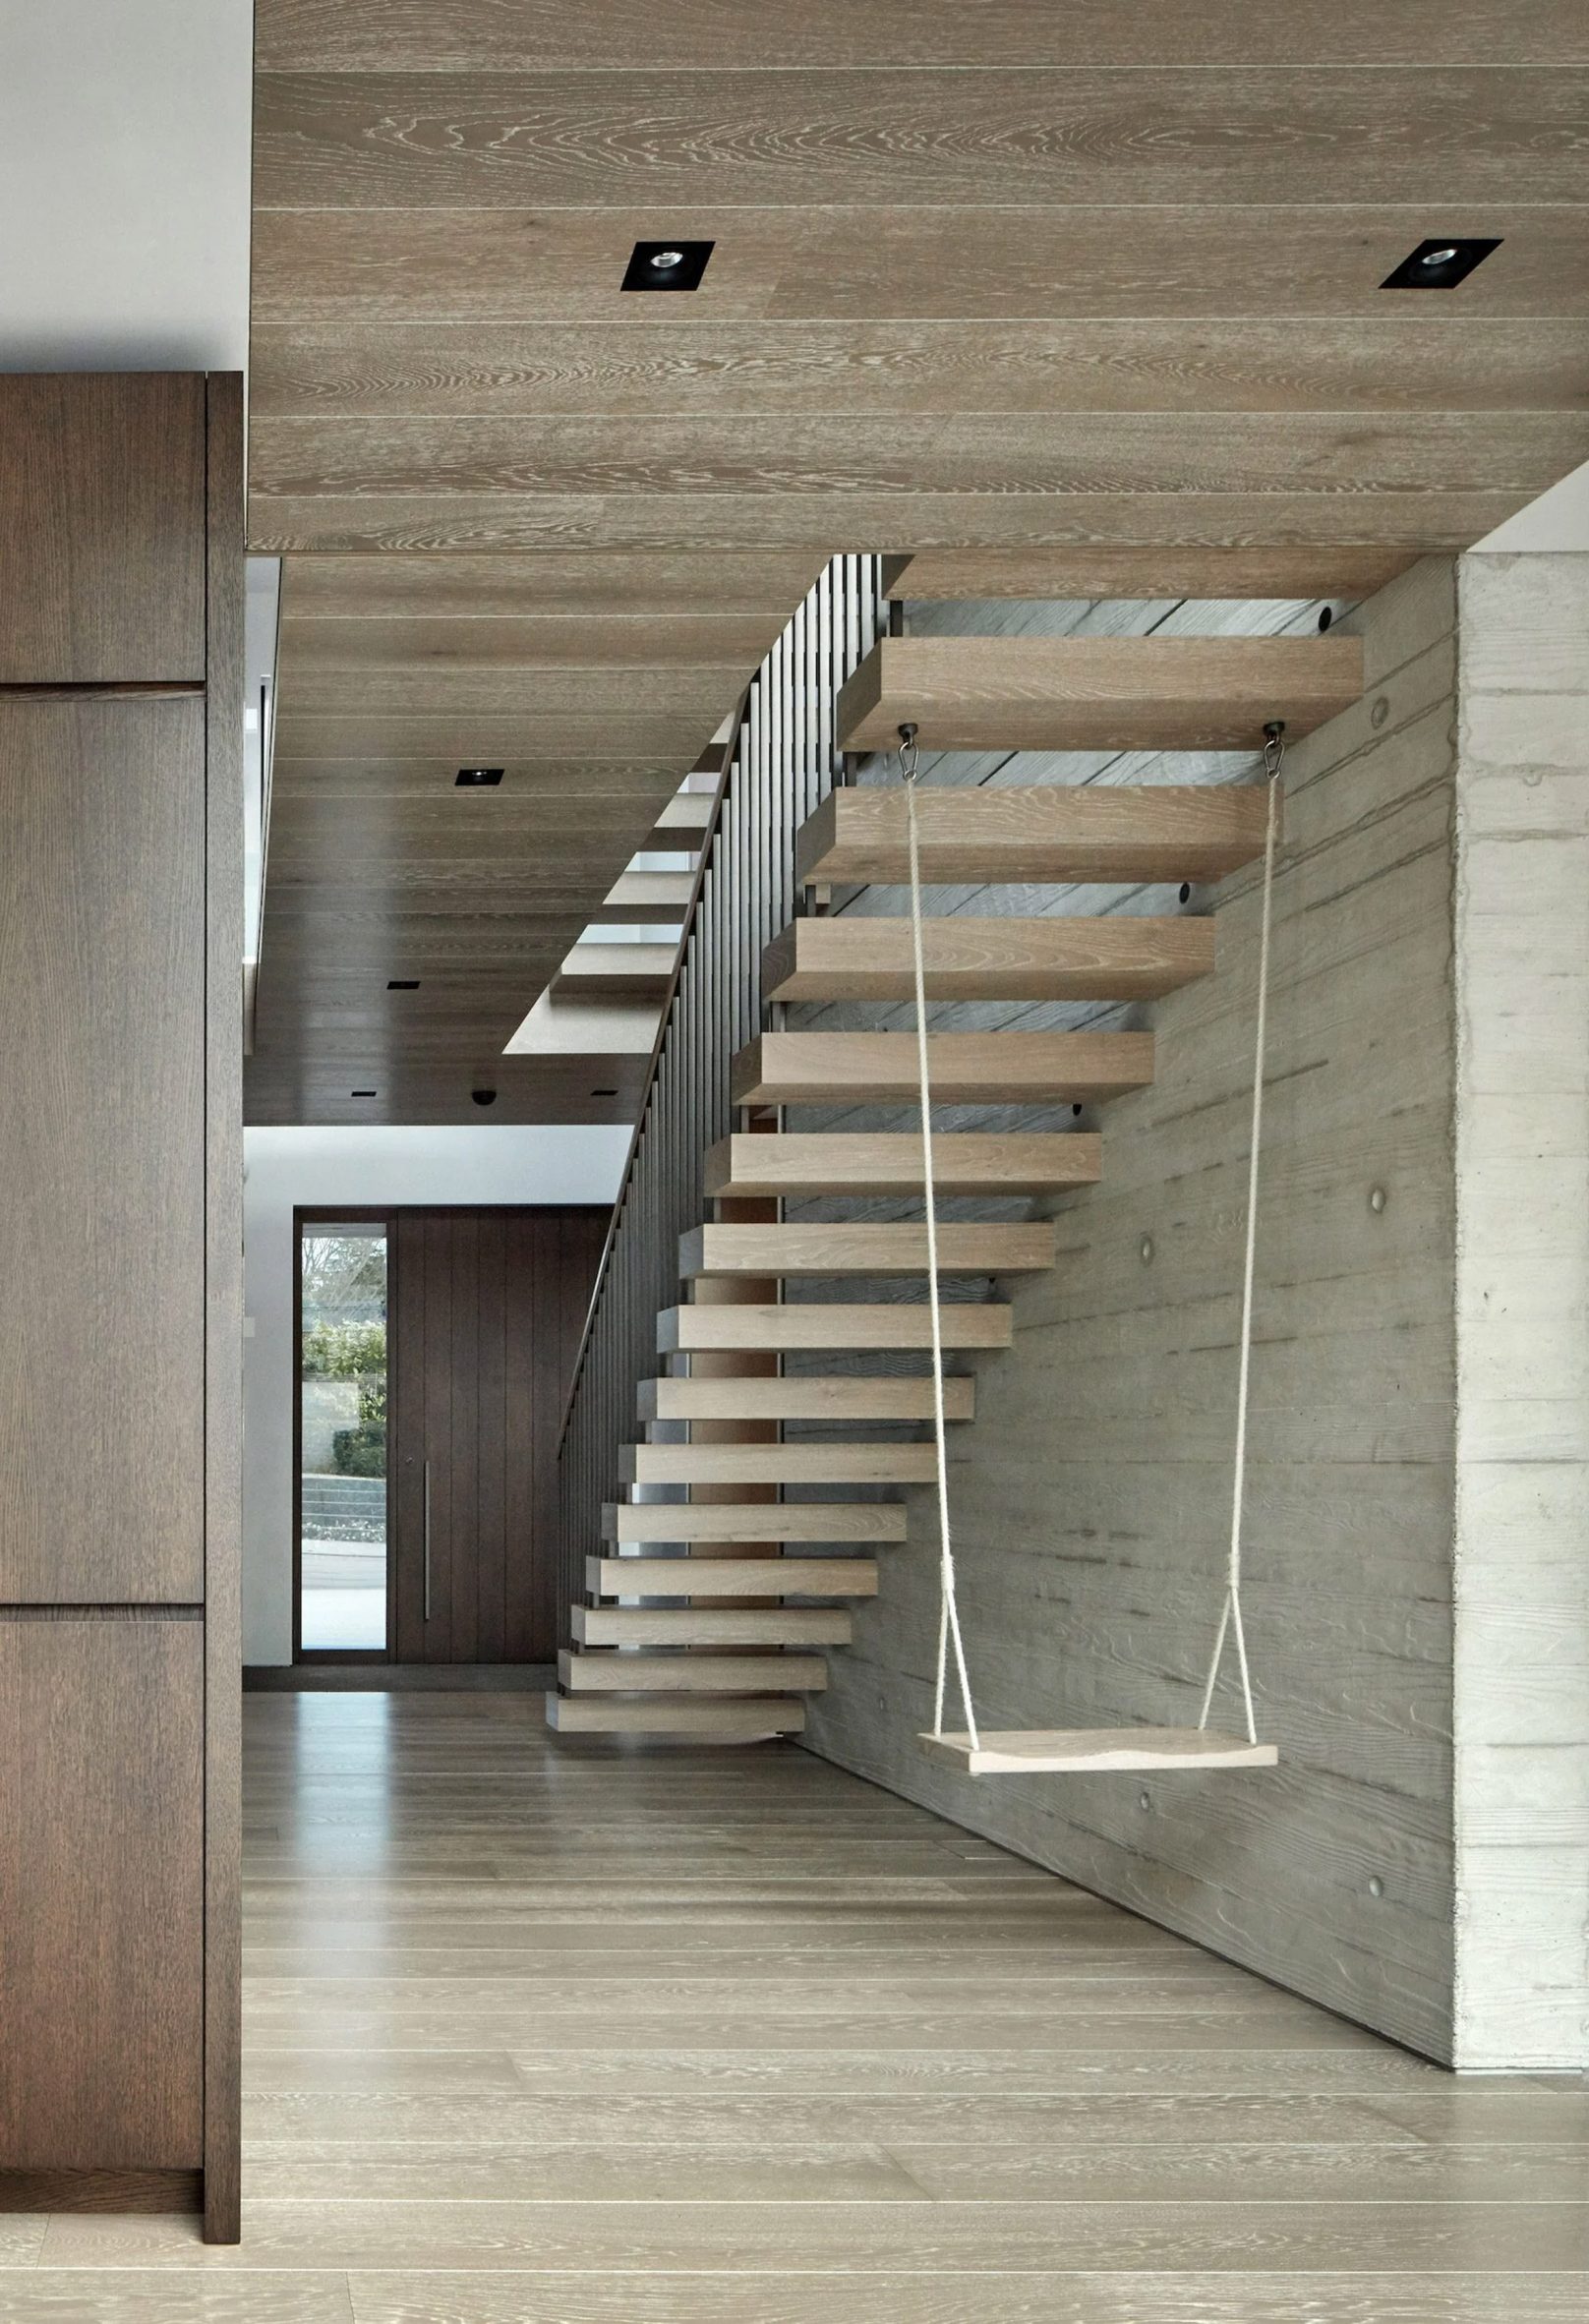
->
[557,942,678,998]
[589,871,692,923]
[679,1221,1055,1279]
[546,1694,805,1738]
[603,1501,909,1543]
[587,1556,880,1598]
[882,548,1412,603]
[622,1444,935,1486]
[639,1374,974,1423]
[659,1302,1010,1354]
[559,1650,828,1694]
[763,913,1214,1002]
[733,1030,1152,1108]
[703,1131,1099,1198]
[918,1726,1280,1774]
[575,1605,851,1647]
[796,783,1274,890]
[835,634,1361,753]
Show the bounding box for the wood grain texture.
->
[203,372,247,2247]
[658,1303,1011,1355]
[252,319,1589,421]
[546,1694,805,1735]
[0,698,206,1601]
[731,1030,1155,1108]
[837,635,1362,753]
[703,1133,1102,1198]
[639,1376,975,1423]
[0,375,206,683]
[600,1504,910,1544]
[559,1651,829,1694]
[252,71,1588,208]
[0,1620,204,2170]
[886,547,1424,601]
[574,1606,853,1645]
[623,1445,935,1485]
[587,1557,882,1596]
[680,1222,1055,1278]
[763,913,1215,1001]
[256,0,1589,71]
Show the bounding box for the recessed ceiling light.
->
[1381,237,1501,290]
[455,766,504,787]
[386,978,420,990]
[591,1086,618,1097]
[352,1088,377,1097]
[471,1087,498,1108]
[621,238,714,293]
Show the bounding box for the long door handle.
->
[422,1457,432,1623]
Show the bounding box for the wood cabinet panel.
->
[0,376,206,683]
[0,698,206,1601]
[0,1617,204,2169]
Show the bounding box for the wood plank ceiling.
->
[247,0,1589,1126]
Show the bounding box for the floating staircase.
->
[551,612,1361,1738]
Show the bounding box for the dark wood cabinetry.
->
[0,377,241,2240]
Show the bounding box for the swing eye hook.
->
[897,721,920,783]
[1261,719,1286,783]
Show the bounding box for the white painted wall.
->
[0,0,252,371]
[1452,551,1589,2067]
[243,1127,628,1664]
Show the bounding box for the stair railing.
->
[555,554,885,1642]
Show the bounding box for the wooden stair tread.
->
[835,634,1361,753]
[680,1221,1055,1279]
[559,1650,828,1694]
[704,1132,1099,1198]
[603,1501,908,1543]
[623,1445,933,1485]
[659,1302,1010,1354]
[575,1605,851,1647]
[882,548,1412,603]
[640,1375,975,1423]
[796,783,1274,889]
[589,871,692,923]
[557,941,677,998]
[733,1030,1152,1108]
[918,1726,1280,1775]
[763,913,1214,1001]
[587,1556,880,1598]
[546,1694,805,1738]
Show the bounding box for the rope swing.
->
[912,723,1284,1778]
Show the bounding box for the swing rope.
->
[1198,719,1285,1746]
[902,719,1283,1761]
[898,723,979,1751]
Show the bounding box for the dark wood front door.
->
[391,1208,606,1665]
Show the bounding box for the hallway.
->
[3,1693,1586,2318]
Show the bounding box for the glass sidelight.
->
[298,1220,390,1655]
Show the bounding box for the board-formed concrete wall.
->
[1452,551,1589,2069]
[796,559,1465,2061]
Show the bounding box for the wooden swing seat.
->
[918,1725,1279,1775]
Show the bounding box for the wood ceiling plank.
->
[270,711,731,756]
[256,0,1589,72]
[276,550,825,617]
[268,757,692,800]
[251,206,1589,325]
[243,1055,647,1127]
[883,549,1422,602]
[278,611,788,670]
[277,665,747,716]
[252,70,1586,208]
[247,488,1544,559]
[249,410,1589,502]
[251,319,1589,421]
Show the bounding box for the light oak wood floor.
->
[4,1692,1586,2320]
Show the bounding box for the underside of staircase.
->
[549,575,1366,1739]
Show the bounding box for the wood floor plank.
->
[79,1695,1572,2320]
